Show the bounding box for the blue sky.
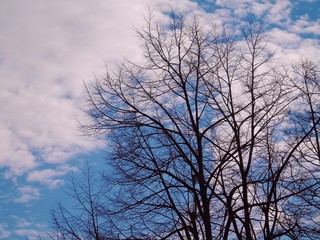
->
[0,0,319,239]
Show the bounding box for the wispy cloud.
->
[27,165,78,189]
[213,0,292,22]
[14,186,41,204]
[9,215,47,239]
[289,15,320,35]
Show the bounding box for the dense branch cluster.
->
[51,12,320,240]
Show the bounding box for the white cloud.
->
[0,123,37,178]
[212,0,292,26]
[269,28,302,48]
[0,0,149,180]
[289,15,320,35]
[251,2,271,16]
[266,27,320,66]
[14,186,40,203]
[27,165,78,188]
[0,0,202,181]
[267,0,292,24]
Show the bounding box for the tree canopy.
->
[51,11,320,240]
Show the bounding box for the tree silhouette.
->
[51,11,320,240]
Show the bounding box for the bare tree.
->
[52,11,320,240]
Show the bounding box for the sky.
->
[0,0,319,239]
